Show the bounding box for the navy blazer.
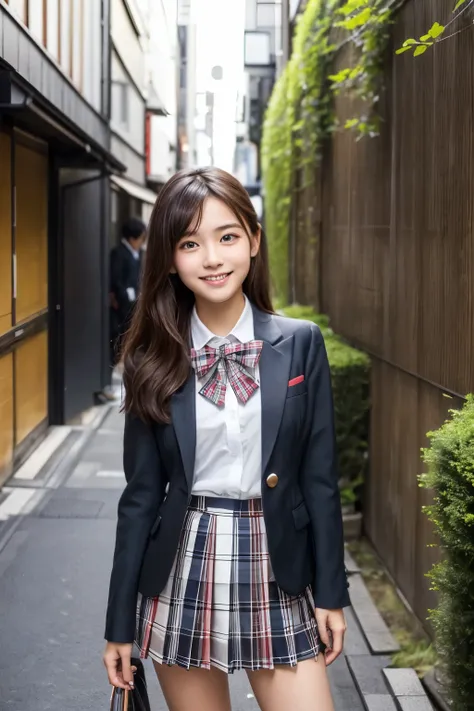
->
[105,306,351,643]
[110,242,142,324]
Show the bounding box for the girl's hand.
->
[315,608,346,665]
[103,642,135,690]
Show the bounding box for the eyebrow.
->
[213,223,244,232]
[183,222,245,238]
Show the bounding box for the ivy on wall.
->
[261,66,292,301]
[262,0,471,302]
[261,0,394,301]
[261,0,337,301]
[329,0,397,137]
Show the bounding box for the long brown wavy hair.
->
[121,167,274,424]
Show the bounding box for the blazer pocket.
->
[292,501,311,530]
[286,381,308,399]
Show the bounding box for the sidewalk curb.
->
[349,573,400,654]
[31,403,115,492]
[423,669,451,711]
[0,404,115,554]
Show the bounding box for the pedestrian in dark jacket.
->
[109,217,146,370]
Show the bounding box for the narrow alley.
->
[0,394,432,710]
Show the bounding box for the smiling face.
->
[172,197,261,308]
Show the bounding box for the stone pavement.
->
[0,401,433,711]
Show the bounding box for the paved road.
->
[0,405,366,711]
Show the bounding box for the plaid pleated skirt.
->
[135,496,320,673]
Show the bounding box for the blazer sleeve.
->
[300,324,350,609]
[104,412,167,642]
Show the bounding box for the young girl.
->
[103,167,350,711]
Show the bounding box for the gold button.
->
[266,473,279,488]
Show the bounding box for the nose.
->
[202,244,223,269]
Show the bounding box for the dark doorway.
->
[60,173,108,422]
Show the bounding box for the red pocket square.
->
[288,375,304,387]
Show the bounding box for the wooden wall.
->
[313,0,473,627]
[0,130,49,483]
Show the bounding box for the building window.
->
[111,81,130,130]
[71,0,83,89]
[7,0,27,23]
[244,31,272,67]
[59,0,72,77]
[120,84,129,126]
[256,3,280,28]
[81,0,101,110]
[111,189,118,225]
[28,0,45,44]
[46,0,60,60]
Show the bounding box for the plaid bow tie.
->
[190,340,263,407]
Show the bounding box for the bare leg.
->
[246,657,335,711]
[153,661,232,711]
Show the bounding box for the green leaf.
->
[328,68,351,83]
[338,0,368,16]
[345,118,359,129]
[420,33,432,42]
[396,46,414,55]
[342,7,371,29]
[428,22,445,39]
[454,0,467,10]
[414,44,429,56]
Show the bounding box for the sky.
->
[194,0,246,171]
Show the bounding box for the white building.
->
[143,0,179,187]
[177,0,198,169]
[234,0,308,185]
[110,0,179,232]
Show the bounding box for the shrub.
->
[279,304,330,331]
[282,304,370,508]
[420,395,474,710]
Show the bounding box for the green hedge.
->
[281,304,330,332]
[282,304,370,507]
[420,395,474,710]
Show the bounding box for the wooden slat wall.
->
[322,41,392,356]
[15,142,48,324]
[366,361,458,626]
[0,132,12,336]
[316,0,474,627]
[0,354,14,478]
[15,330,48,446]
[292,164,321,309]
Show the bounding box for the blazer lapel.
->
[253,307,293,475]
[171,372,196,492]
[171,306,292,490]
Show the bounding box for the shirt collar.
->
[191,295,254,350]
[121,238,140,260]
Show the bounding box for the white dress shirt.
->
[121,238,140,302]
[190,296,262,499]
[121,237,140,260]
